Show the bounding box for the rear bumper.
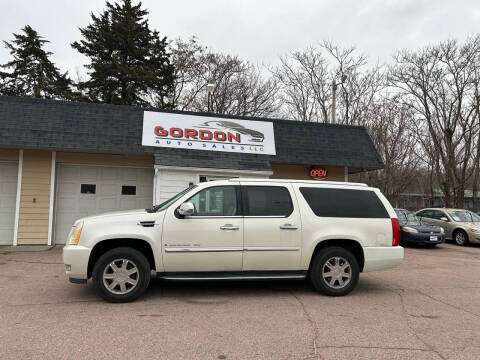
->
[63,245,91,281]
[363,246,404,272]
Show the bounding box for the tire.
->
[454,229,469,246]
[309,246,359,296]
[92,247,151,302]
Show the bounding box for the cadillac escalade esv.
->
[63,179,404,302]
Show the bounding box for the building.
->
[0,96,383,246]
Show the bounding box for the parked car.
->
[394,208,444,246]
[63,179,404,302]
[415,208,480,246]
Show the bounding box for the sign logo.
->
[142,111,276,155]
[310,167,328,180]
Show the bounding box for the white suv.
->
[63,179,403,302]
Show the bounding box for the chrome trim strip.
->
[164,247,243,253]
[244,247,300,251]
[160,275,306,280]
[185,216,243,219]
[243,215,287,218]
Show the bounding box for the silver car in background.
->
[416,208,480,246]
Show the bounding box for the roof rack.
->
[227,178,368,187]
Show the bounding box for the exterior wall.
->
[270,163,346,181]
[155,167,271,204]
[17,150,53,245]
[13,151,155,245]
[56,152,154,167]
[0,148,19,161]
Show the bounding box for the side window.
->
[432,211,446,220]
[243,186,293,217]
[187,186,238,216]
[299,187,389,218]
[418,210,432,218]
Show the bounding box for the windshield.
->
[395,210,420,222]
[147,185,197,213]
[447,210,480,222]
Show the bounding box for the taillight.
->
[391,218,401,246]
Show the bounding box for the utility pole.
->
[331,74,347,124]
[331,82,337,123]
[207,82,215,112]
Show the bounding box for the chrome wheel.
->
[322,256,352,289]
[455,231,466,245]
[102,259,139,295]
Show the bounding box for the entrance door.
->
[241,183,302,270]
[55,164,153,244]
[162,185,243,272]
[0,162,18,245]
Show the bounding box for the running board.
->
[156,271,307,281]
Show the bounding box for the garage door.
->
[0,162,18,245]
[55,165,154,244]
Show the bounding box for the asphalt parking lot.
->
[1,244,480,360]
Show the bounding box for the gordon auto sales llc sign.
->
[142,111,276,155]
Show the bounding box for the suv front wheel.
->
[310,247,359,296]
[92,247,151,302]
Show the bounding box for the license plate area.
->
[429,236,438,241]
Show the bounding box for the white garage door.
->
[0,162,18,245]
[55,165,154,244]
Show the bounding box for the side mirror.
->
[440,217,448,222]
[177,202,194,217]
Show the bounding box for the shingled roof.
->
[0,96,384,171]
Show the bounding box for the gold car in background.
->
[416,208,480,246]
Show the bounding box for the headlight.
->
[68,221,83,245]
[439,227,444,234]
[402,226,418,233]
[470,228,480,234]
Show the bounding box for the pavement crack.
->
[4,299,97,307]
[414,289,480,319]
[316,345,436,352]
[4,259,63,265]
[290,291,323,360]
[393,288,447,360]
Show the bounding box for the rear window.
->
[299,187,389,218]
[243,186,293,216]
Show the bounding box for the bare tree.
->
[354,96,421,204]
[271,41,383,124]
[390,37,480,208]
[167,37,280,117]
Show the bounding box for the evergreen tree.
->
[0,25,74,99]
[71,0,174,107]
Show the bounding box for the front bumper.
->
[363,246,404,272]
[62,245,91,281]
[402,232,445,245]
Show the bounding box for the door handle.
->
[220,224,240,231]
[280,224,298,230]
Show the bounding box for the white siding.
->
[155,167,270,204]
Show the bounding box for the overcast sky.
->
[1,0,480,76]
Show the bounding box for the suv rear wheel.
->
[310,247,359,296]
[92,247,151,302]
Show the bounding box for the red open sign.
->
[309,167,327,179]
